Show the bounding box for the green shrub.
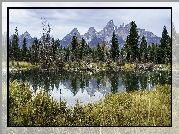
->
[9,80,32,126]
[9,80,171,126]
[9,81,61,126]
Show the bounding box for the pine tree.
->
[54,43,64,70]
[53,39,60,61]
[55,39,60,50]
[101,41,107,61]
[65,47,70,62]
[31,38,39,64]
[71,34,78,62]
[139,36,147,63]
[160,26,170,64]
[149,43,155,63]
[121,36,131,62]
[11,27,21,61]
[91,47,96,61]
[155,44,163,64]
[22,37,28,61]
[127,21,140,62]
[154,44,158,64]
[110,31,119,61]
[51,38,55,59]
[97,42,104,61]
[146,45,151,63]
[80,37,86,60]
[83,43,91,62]
[76,42,81,61]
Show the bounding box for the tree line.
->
[9,21,171,70]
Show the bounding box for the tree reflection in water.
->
[9,69,171,97]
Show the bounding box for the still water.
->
[9,69,171,107]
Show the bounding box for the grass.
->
[9,61,170,73]
[9,61,37,70]
[9,80,171,126]
[63,62,135,72]
[122,63,135,71]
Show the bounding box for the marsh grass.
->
[63,62,130,72]
[9,80,171,126]
[9,61,37,70]
[122,63,135,71]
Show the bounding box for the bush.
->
[9,81,61,126]
[9,80,33,126]
[9,80,171,126]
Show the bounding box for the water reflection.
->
[9,69,171,107]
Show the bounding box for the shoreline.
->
[9,61,171,73]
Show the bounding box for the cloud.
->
[3,2,174,40]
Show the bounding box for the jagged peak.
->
[88,27,96,31]
[107,20,114,26]
[23,31,30,36]
[70,28,78,33]
[86,27,97,34]
[69,28,80,36]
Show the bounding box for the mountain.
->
[60,20,161,49]
[60,28,81,47]
[9,31,35,48]
[8,20,161,49]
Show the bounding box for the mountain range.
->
[9,31,35,48]
[8,20,161,49]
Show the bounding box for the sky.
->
[2,2,179,40]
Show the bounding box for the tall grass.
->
[9,61,37,70]
[9,80,171,126]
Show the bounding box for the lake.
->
[9,69,171,108]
